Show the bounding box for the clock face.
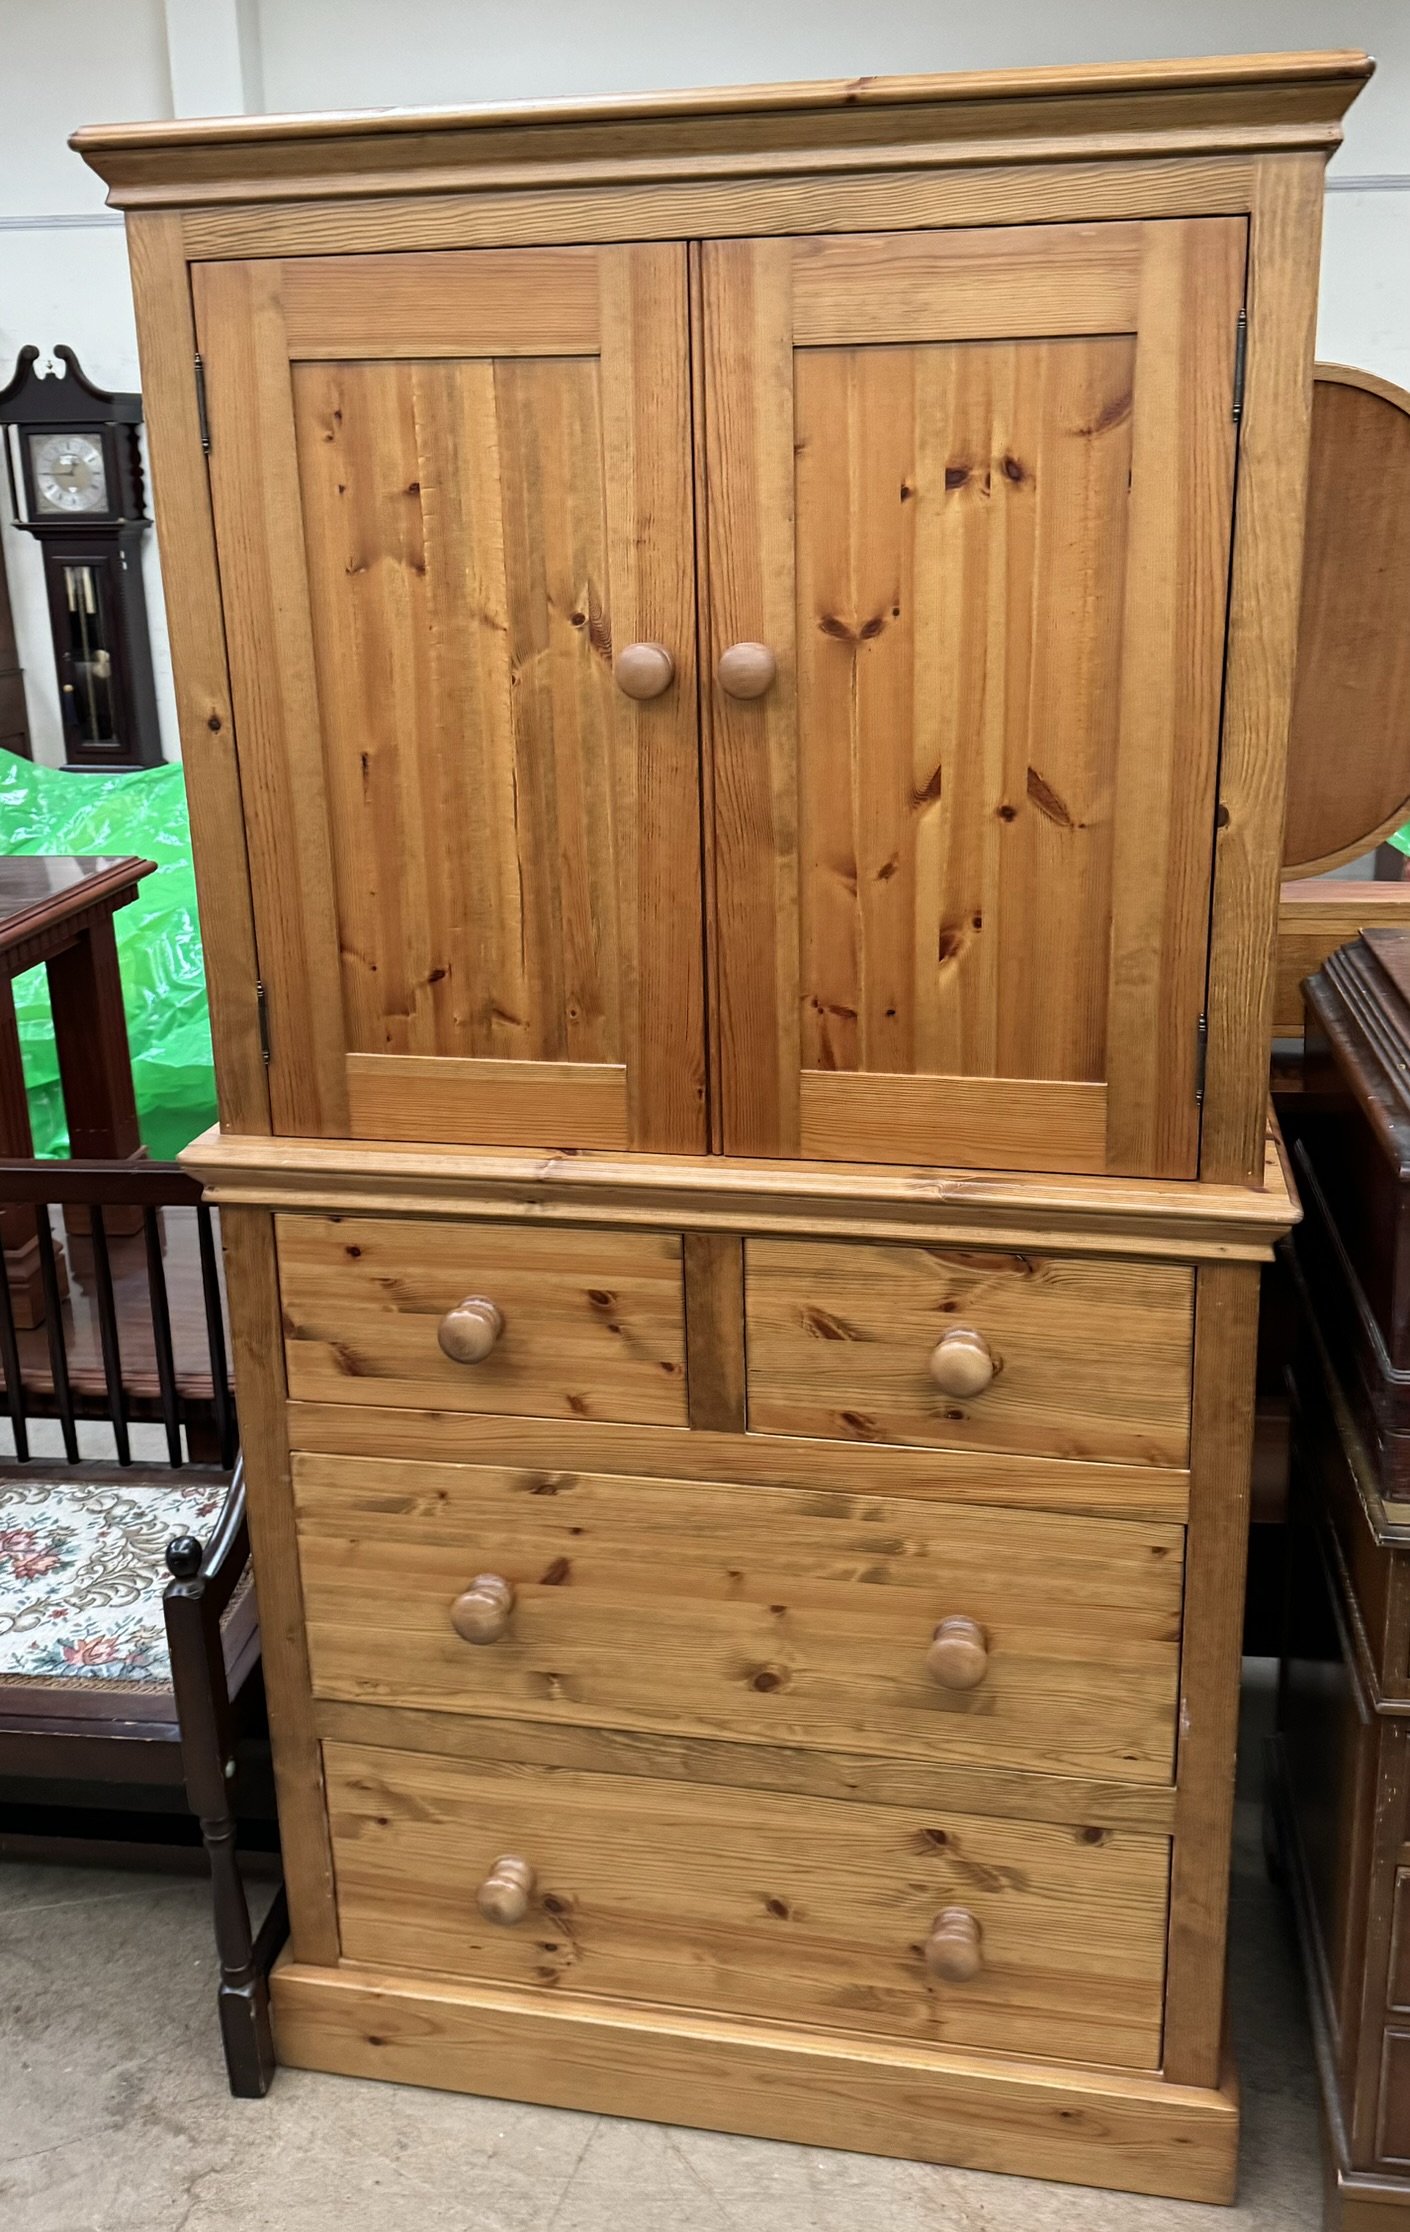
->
[29,431,108,515]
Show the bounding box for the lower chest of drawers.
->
[292,1438,1184,2076]
[266,1204,1206,2092]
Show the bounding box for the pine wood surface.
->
[344,1057,630,1151]
[1200,154,1327,1184]
[792,314,1133,1107]
[1103,217,1243,1175]
[701,234,799,1154]
[323,1739,1169,2068]
[121,214,269,1134]
[797,1075,1109,1175]
[287,1403,1191,1523]
[744,1237,1192,1465]
[683,1232,746,1433]
[270,1960,1240,2202]
[276,1214,687,1425]
[312,1697,1179,1833]
[789,222,1142,341]
[181,1121,1298,1261]
[218,1209,339,1964]
[292,1452,1183,1784]
[171,157,1262,265]
[703,218,1240,1176]
[196,242,705,1154]
[193,258,350,1137]
[1284,365,1410,877]
[1162,1260,1262,2087]
[277,246,602,355]
[73,51,1370,215]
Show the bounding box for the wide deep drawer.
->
[294,1454,1183,1784]
[325,1739,1170,2068]
[277,1215,688,1426]
[744,1238,1193,1465]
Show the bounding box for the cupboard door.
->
[194,247,705,1151]
[702,220,1245,1176]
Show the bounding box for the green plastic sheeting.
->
[0,748,216,1163]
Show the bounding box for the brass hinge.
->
[256,980,270,1065]
[1195,1012,1209,1105]
[1232,309,1248,424]
[194,352,211,454]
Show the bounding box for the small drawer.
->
[277,1215,687,1427]
[744,1238,1193,1466]
[325,1739,1170,2069]
[295,1452,1184,1785]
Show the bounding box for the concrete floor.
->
[0,1692,1325,2231]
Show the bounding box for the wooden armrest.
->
[164,1456,248,1623]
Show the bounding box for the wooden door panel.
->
[794,336,1134,1093]
[790,223,1143,345]
[193,258,349,1137]
[195,244,705,1151]
[704,219,1245,1177]
[293,355,627,1099]
[277,247,602,356]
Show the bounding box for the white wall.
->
[0,0,1407,761]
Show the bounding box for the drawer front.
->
[277,1216,688,1426]
[745,1238,1193,1465]
[326,1740,1170,2069]
[295,1454,1183,1784]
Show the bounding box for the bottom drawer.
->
[326,1740,1170,2070]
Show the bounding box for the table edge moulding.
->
[77,50,1360,2203]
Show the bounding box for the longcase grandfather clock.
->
[0,345,162,769]
[77,50,1366,2203]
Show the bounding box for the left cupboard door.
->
[193,247,706,1151]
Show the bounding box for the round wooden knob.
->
[716,642,777,699]
[928,1326,994,1398]
[437,1296,504,1364]
[926,1615,989,1691]
[925,1907,983,1983]
[476,1854,535,1927]
[450,1573,516,1644]
[614,641,675,699]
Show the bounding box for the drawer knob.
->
[614,641,676,699]
[928,1326,995,1398]
[925,1907,983,1983]
[437,1296,504,1365]
[450,1572,516,1644]
[717,641,777,699]
[926,1615,989,1691]
[476,1854,535,1927]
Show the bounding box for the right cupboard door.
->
[701,220,1245,1176]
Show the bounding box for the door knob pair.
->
[613,642,777,700]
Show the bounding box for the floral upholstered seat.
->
[0,1475,229,1688]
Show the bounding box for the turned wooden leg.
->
[200,1804,278,2098]
[165,1530,285,2099]
[0,973,54,1329]
[48,918,146,1239]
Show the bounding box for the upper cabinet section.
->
[193,244,706,1152]
[703,218,1245,1175]
[78,54,1371,1183]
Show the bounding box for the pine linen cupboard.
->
[77,52,1367,2203]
